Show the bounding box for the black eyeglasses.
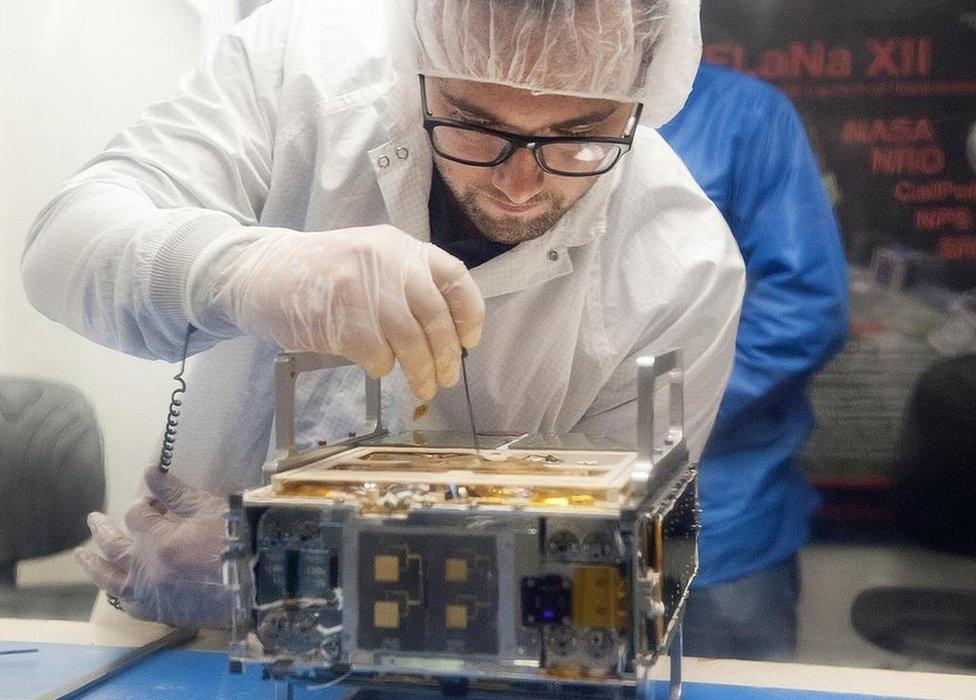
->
[419,76,643,178]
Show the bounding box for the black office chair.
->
[850,355,976,669]
[0,378,104,619]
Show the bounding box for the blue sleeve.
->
[712,90,848,430]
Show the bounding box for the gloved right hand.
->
[209,225,484,400]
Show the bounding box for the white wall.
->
[1,0,237,584]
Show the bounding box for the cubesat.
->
[225,350,697,697]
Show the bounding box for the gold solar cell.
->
[373,601,400,629]
[374,555,400,583]
[445,604,468,630]
[444,558,468,583]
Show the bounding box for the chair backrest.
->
[0,379,105,575]
[891,355,976,557]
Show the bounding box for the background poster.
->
[697,2,976,499]
[701,0,976,290]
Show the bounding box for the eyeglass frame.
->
[419,75,644,178]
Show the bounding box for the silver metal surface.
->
[267,353,387,478]
[509,432,630,452]
[631,350,688,496]
[369,431,517,450]
[635,621,683,700]
[670,623,683,700]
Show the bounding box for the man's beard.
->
[459,188,569,244]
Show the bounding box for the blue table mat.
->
[0,640,921,700]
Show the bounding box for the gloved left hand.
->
[75,465,231,629]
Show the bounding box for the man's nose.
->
[491,148,545,204]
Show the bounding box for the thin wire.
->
[306,669,353,690]
[460,348,481,456]
[158,325,195,473]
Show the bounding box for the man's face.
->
[424,78,635,244]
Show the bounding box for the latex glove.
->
[211,225,485,401]
[75,465,231,629]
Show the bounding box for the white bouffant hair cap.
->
[391,0,702,127]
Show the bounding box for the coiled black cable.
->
[158,325,195,473]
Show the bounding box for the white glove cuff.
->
[150,212,241,339]
[184,225,291,337]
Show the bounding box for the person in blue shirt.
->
[659,63,849,661]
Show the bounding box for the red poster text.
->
[870,146,945,175]
[937,236,976,260]
[842,118,935,145]
[894,180,976,204]
[915,207,973,232]
[704,37,932,81]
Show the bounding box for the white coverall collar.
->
[468,170,618,298]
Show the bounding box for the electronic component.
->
[521,575,571,627]
[545,529,580,559]
[659,483,699,635]
[355,530,498,655]
[544,520,622,563]
[571,565,627,631]
[256,603,341,656]
[253,508,340,604]
[543,626,625,678]
[250,508,342,658]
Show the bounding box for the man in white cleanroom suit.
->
[22,0,744,627]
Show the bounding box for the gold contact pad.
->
[571,565,628,631]
[445,558,468,583]
[373,601,400,629]
[445,604,468,630]
[374,555,400,583]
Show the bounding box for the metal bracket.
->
[635,620,683,700]
[631,349,688,496]
[263,353,387,479]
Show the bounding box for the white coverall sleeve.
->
[574,198,745,462]
[21,7,287,361]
